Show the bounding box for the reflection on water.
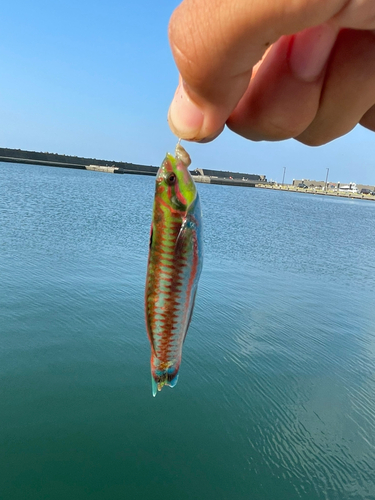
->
[1,162,375,499]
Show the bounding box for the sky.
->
[0,0,374,185]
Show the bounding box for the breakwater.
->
[0,147,158,176]
[0,147,267,187]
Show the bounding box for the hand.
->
[167,0,375,145]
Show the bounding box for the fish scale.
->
[145,145,203,396]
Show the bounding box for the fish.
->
[145,143,203,396]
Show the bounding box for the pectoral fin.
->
[175,216,197,258]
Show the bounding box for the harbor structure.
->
[0,147,267,188]
[292,179,375,193]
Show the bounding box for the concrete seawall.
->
[0,148,267,188]
[192,175,264,187]
[0,149,158,176]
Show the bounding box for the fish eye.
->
[166,173,176,185]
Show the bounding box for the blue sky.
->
[0,0,374,185]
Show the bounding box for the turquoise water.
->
[1,162,375,500]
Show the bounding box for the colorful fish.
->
[145,143,203,396]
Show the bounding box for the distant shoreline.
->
[0,147,267,188]
[3,148,371,198]
[257,184,375,201]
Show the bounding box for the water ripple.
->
[2,163,375,499]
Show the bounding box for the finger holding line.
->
[168,0,375,144]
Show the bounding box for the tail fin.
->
[151,358,180,397]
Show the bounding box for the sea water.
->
[1,162,375,500]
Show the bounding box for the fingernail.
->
[168,82,204,140]
[289,24,338,82]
